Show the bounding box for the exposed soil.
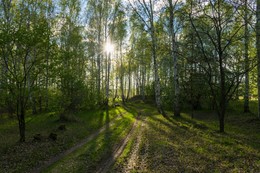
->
[122,119,148,173]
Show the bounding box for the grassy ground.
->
[1,100,260,172]
[44,111,135,173]
[0,107,127,173]
[111,101,260,172]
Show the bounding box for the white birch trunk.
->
[149,0,164,115]
[168,0,180,117]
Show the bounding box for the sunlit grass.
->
[111,102,260,172]
[0,106,127,173]
[1,100,260,172]
[44,112,135,173]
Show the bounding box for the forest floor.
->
[1,100,260,172]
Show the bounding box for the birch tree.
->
[167,0,181,116]
[128,0,165,115]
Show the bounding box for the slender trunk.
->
[256,0,260,119]
[126,57,131,100]
[97,8,103,103]
[106,53,111,110]
[45,73,49,111]
[120,75,125,103]
[19,105,25,142]
[169,0,180,117]
[136,70,140,95]
[149,1,164,115]
[97,34,101,103]
[114,75,118,101]
[219,65,226,133]
[45,30,50,111]
[45,5,52,111]
[17,86,25,142]
[141,64,146,101]
[119,43,125,103]
[218,0,226,132]
[219,52,226,133]
[244,0,250,113]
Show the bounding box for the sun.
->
[104,42,114,53]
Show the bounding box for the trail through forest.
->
[29,102,260,172]
[121,117,148,172]
[96,114,140,173]
[31,112,127,173]
[0,100,260,173]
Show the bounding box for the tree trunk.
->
[141,65,146,101]
[257,0,260,119]
[151,33,162,113]
[149,0,165,115]
[244,0,250,113]
[219,52,226,133]
[45,24,50,111]
[126,57,131,101]
[168,0,180,117]
[136,70,140,95]
[17,88,26,142]
[219,65,226,133]
[106,53,111,110]
[97,42,101,102]
[19,106,26,142]
[114,72,118,102]
[119,44,125,103]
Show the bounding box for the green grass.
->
[111,102,260,172]
[109,119,142,173]
[0,107,127,173]
[44,111,135,173]
[1,100,260,172]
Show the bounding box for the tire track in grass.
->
[96,116,140,173]
[30,112,126,173]
[122,118,148,173]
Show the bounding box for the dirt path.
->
[96,116,140,173]
[30,112,126,173]
[122,118,148,173]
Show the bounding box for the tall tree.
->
[257,0,260,119]
[0,0,51,141]
[128,0,165,115]
[244,0,250,113]
[113,7,127,103]
[167,0,181,116]
[189,0,245,132]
